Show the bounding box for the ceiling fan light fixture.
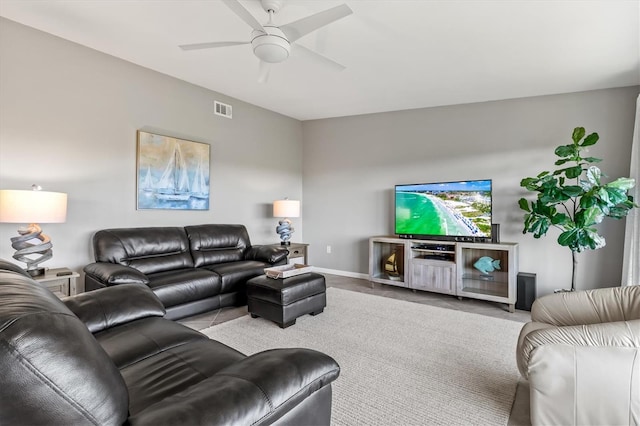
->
[251,27,290,63]
[180,0,352,79]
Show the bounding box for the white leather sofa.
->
[517,285,640,426]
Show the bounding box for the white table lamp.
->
[0,185,67,276]
[273,199,300,245]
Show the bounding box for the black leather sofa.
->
[84,224,288,320]
[0,261,340,425]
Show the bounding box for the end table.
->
[34,268,80,297]
[268,242,309,264]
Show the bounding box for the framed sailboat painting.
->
[136,131,210,210]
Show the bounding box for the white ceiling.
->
[1,0,639,121]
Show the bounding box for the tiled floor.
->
[177,273,532,426]
[178,273,531,331]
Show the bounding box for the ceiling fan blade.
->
[258,61,271,84]
[222,0,266,33]
[179,41,249,51]
[292,44,345,72]
[280,4,352,42]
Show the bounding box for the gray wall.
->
[302,87,639,295]
[0,18,303,282]
[2,18,638,298]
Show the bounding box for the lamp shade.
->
[0,190,67,223]
[273,199,300,218]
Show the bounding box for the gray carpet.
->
[202,287,523,425]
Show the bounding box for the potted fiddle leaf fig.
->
[518,127,637,292]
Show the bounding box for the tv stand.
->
[369,237,518,312]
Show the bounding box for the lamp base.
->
[280,241,291,246]
[276,218,294,246]
[10,223,53,276]
[27,267,46,277]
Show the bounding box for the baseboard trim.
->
[312,267,369,280]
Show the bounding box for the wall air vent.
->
[214,101,232,119]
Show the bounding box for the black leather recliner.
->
[84,224,288,320]
[0,261,340,425]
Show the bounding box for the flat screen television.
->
[395,179,492,242]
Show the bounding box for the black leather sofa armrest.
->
[84,262,150,285]
[64,284,166,334]
[245,245,289,264]
[128,348,339,426]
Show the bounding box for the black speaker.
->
[516,272,536,311]
[491,224,500,243]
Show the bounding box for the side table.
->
[34,268,80,297]
[268,242,309,264]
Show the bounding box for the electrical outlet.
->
[326,245,332,254]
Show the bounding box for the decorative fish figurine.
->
[473,256,501,275]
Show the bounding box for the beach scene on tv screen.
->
[395,180,492,237]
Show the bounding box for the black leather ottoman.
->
[247,273,326,328]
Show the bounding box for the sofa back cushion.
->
[93,227,194,275]
[0,269,129,425]
[186,224,251,267]
[532,285,640,326]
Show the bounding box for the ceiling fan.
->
[179,0,353,83]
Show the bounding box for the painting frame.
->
[136,131,210,210]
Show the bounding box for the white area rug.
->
[201,287,523,425]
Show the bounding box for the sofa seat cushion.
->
[94,317,246,416]
[95,317,212,368]
[202,260,270,293]
[146,268,221,308]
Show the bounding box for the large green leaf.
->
[551,212,570,225]
[564,165,583,179]
[530,216,550,238]
[583,157,602,163]
[555,144,575,158]
[579,178,595,192]
[604,187,629,205]
[606,177,636,191]
[581,132,599,147]
[584,229,606,250]
[520,177,539,190]
[608,206,632,219]
[580,193,597,208]
[572,127,586,144]
[558,228,580,247]
[597,187,610,204]
[518,198,530,212]
[523,212,534,232]
[562,185,584,197]
[586,166,601,185]
[576,206,604,226]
